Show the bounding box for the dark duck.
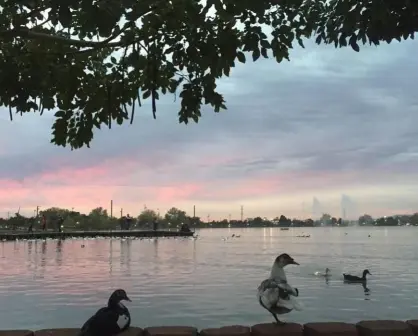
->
[257,253,302,325]
[343,269,371,282]
[78,289,132,336]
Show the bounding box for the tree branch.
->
[0,28,128,47]
[0,4,159,49]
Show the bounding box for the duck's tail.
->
[289,296,304,311]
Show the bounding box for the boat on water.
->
[280,227,290,231]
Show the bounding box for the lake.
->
[0,227,418,330]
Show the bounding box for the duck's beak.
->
[125,296,132,302]
[290,259,299,265]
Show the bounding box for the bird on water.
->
[314,268,331,277]
[257,253,302,325]
[343,269,371,282]
[78,289,132,336]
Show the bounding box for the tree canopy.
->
[1,206,417,230]
[1,0,416,149]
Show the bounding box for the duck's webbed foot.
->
[274,320,286,326]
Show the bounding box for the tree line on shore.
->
[0,207,417,231]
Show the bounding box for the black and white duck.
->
[257,253,303,325]
[343,269,371,282]
[78,289,132,336]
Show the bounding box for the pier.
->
[0,229,194,241]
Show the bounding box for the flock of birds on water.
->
[73,253,371,336]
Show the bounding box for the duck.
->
[343,269,371,282]
[257,253,302,325]
[314,268,331,277]
[78,289,132,336]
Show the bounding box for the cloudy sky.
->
[1,39,418,220]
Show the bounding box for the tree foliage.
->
[0,206,417,230]
[89,207,108,218]
[358,213,374,225]
[137,208,160,225]
[320,213,332,224]
[164,207,188,227]
[0,0,416,149]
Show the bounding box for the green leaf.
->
[0,0,414,150]
[252,48,260,62]
[142,90,151,99]
[43,97,55,109]
[260,40,270,48]
[54,110,66,118]
[236,51,246,63]
[349,34,360,52]
[58,6,72,27]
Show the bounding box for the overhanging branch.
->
[0,28,128,48]
[0,4,158,49]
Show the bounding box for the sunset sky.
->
[1,39,418,220]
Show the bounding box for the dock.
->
[0,229,194,241]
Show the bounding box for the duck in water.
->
[314,268,331,277]
[343,269,371,283]
[257,253,302,325]
[78,289,131,336]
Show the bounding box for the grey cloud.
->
[0,39,418,189]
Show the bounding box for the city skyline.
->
[1,40,418,218]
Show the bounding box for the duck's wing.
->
[78,307,106,336]
[78,307,121,336]
[258,279,302,312]
[258,279,279,292]
[343,274,359,281]
[276,281,299,297]
[257,279,281,309]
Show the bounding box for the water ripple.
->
[0,227,417,329]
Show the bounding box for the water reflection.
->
[0,228,417,330]
[55,240,63,266]
[56,240,63,253]
[40,240,47,278]
[109,239,113,275]
[120,239,131,276]
[153,238,159,258]
[28,241,33,256]
[193,239,197,262]
[362,282,371,300]
[41,241,47,255]
[343,280,371,300]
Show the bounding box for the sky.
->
[1,39,418,220]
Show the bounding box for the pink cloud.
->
[151,184,203,203]
[0,154,417,218]
[36,166,109,185]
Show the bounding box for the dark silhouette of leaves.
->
[0,0,416,149]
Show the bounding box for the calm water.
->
[1,227,418,330]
